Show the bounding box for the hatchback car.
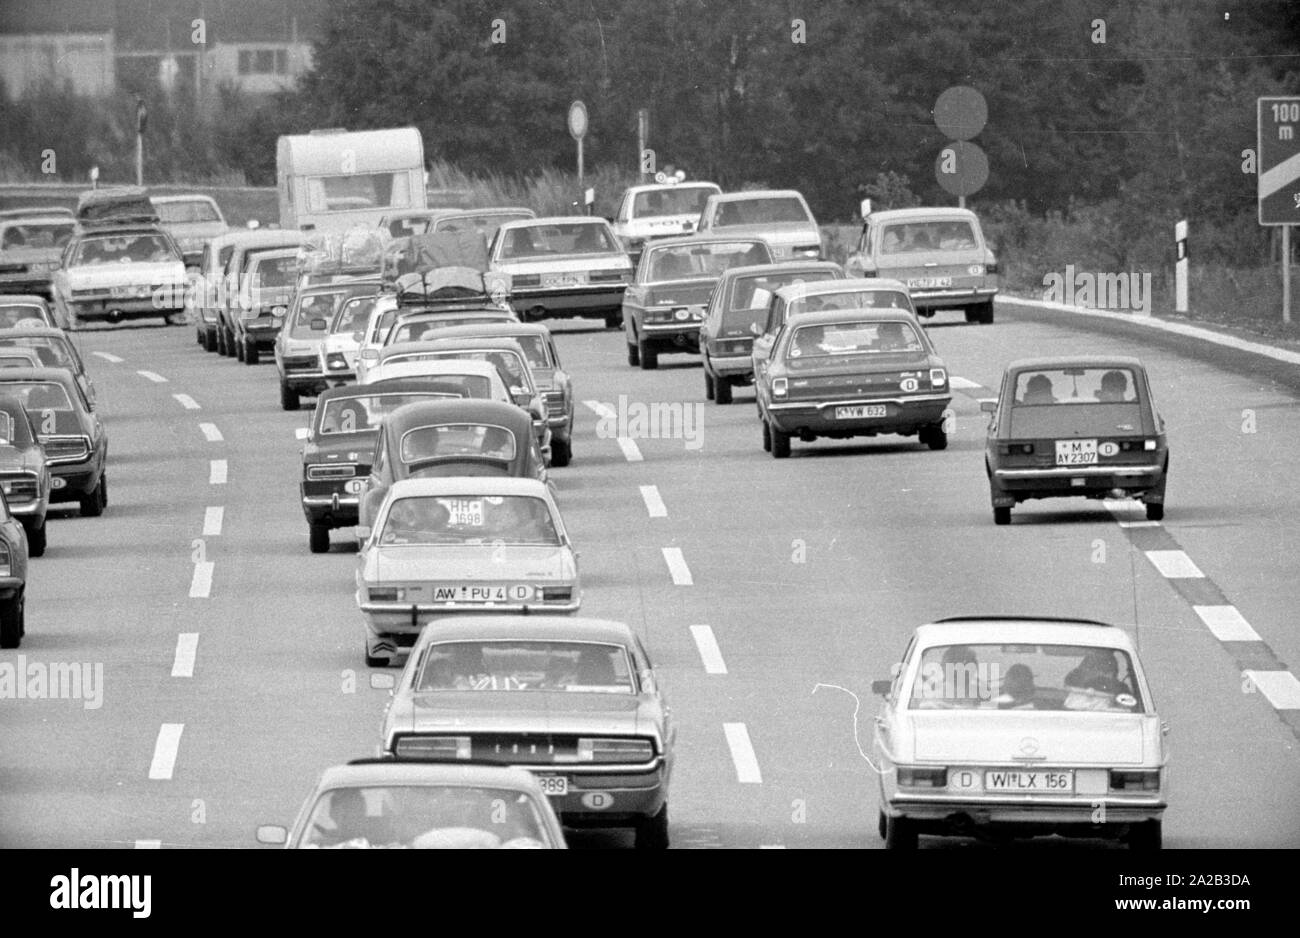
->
[695,189,822,261]
[700,261,844,404]
[381,615,673,847]
[846,206,998,323]
[623,236,773,370]
[355,477,580,666]
[275,279,381,410]
[755,308,951,457]
[983,357,1169,523]
[257,759,566,849]
[871,616,1168,849]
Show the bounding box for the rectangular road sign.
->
[1259,96,1300,226]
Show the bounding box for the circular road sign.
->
[568,100,588,141]
[935,140,989,198]
[933,85,988,141]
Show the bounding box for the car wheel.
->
[604,313,623,329]
[761,417,772,453]
[79,474,105,517]
[703,368,715,401]
[0,592,22,649]
[639,339,658,370]
[280,382,300,411]
[1126,820,1162,850]
[884,813,918,849]
[235,336,246,361]
[715,377,733,405]
[216,326,227,356]
[921,424,947,450]
[244,340,259,365]
[308,523,330,554]
[1145,502,1164,521]
[203,328,218,353]
[978,301,995,324]
[634,804,670,850]
[626,338,640,366]
[550,437,572,468]
[769,419,791,459]
[993,505,1011,525]
[964,307,981,323]
[196,326,205,345]
[24,519,46,558]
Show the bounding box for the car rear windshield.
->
[249,254,298,290]
[72,233,177,266]
[0,305,50,329]
[492,334,551,368]
[787,290,912,317]
[1013,368,1139,405]
[379,494,558,546]
[499,222,617,259]
[787,320,923,358]
[400,424,517,463]
[632,186,716,219]
[1,221,74,251]
[730,271,838,313]
[418,350,529,390]
[372,372,491,400]
[713,196,811,226]
[388,316,511,345]
[318,393,453,434]
[300,785,553,849]
[333,295,381,335]
[417,640,633,694]
[155,200,221,224]
[0,381,73,412]
[435,213,533,239]
[0,336,75,369]
[646,242,770,281]
[907,643,1146,713]
[880,220,978,255]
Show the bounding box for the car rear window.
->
[0,407,33,445]
[379,494,559,546]
[881,220,978,255]
[633,186,716,219]
[1,221,74,251]
[0,381,73,412]
[400,424,517,463]
[730,271,838,313]
[713,196,811,226]
[0,305,50,329]
[72,233,177,266]
[1013,368,1139,405]
[499,222,617,259]
[646,241,771,281]
[908,643,1145,713]
[0,336,75,369]
[434,213,532,239]
[155,200,221,224]
[787,320,923,358]
[416,640,633,694]
[787,290,912,316]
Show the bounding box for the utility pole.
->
[135,97,147,186]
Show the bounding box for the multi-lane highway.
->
[2,304,1298,848]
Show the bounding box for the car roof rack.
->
[931,615,1114,627]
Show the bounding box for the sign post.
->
[568,100,588,190]
[135,97,147,186]
[1258,96,1300,323]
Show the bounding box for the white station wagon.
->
[871,616,1168,849]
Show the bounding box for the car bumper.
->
[510,285,626,316]
[361,598,582,632]
[7,499,47,520]
[887,796,1166,828]
[236,319,284,346]
[639,321,702,351]
[0,577,24,600]
[706,352,754,378]
[543,765,669,822]
[47,463,98,499]
[302,493,360,526]
[766,394,951,434]
[68,295,183,316]
[281,369,329,393]
[0,278,54,297]
[991,464,1165,503]
[910,286,998,309]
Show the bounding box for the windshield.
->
[499,222,617,259]
[72,233,177,266]
[417,640,633,694]
[249,254,297,290]
[632,186,715,219]
[728,270,838,316]
[155,200,221,224]
[434,212,532,240]
[1,221,74,251]
[290,291,349,338]
[333,295,381,335]
[1013,368,1139,405]
[0,336,74,369]
[788,320,923,358]
[647,242,770,281]
[881,220,978,254]
[400,424,517,463]
[787,290,912,316]
[0,381,73,411]
[0,304,50,329]
[417,350,529,390]
[318,393,452,434]
[379,494,559,546]
[712,196,811,226]
[299,785,552,849]
[908,643,1146,713]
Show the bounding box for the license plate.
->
[50,477,66,490]
[542,272,586,287]
[431,584,533,603]
[535,775,568,796]
[906,277,952,289]
[985,770,1074,793]
[835,405,887,419]
[110,285,147,299]
[1055,439,1098,466]
[445,499,483,526]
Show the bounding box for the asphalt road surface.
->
[2,302,1298,849]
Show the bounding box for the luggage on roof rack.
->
[296,225,385,275]
[394,267,511,307]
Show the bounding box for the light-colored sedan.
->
[871,616,1169,849]
[355,477,581,666]
[695,189,823,261]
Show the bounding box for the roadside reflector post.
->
[1285,225,1293,324]
[1174,219,1189,314]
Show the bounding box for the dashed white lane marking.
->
[583,400,617,420]
[617,438,644,462]
[662,547,693,585]
[148,724,184,780]
[173,393,200,410]
[202,506,224,536]
[209,459,227,484]
[199,422,223,442]
[137,370,167,383]
[949,376,982,390]
[1144,550,1204,579]
[93,352,124,364]
[1193,605,1262,643]
[1118,520,1161,528]
[171,634,199,678]
[689,625,728,675]
[1243,670,1300,710]
[189,562,214,599]
[134,839,161,849]
[639,485,667,518]
[723,723,762,784]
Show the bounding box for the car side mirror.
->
[871,679,893,697]
[979,399,997,413]
[294,427,310,441]
[749,322,762,336]
[255,825,287,846]
[360,348,378,361]
[355,525,372,541]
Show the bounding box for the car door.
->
[872,635,916,786]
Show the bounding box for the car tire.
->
[308,523,330,554]
[634,804,670,850]
[639,339,658,370]
[79,474,105,517]
[604,313,623,329]
[964,307,981,323]
[196,326,205,345]
[626,339,640,366]
[244,340,259,365]
[703,368,715,401]
[1144,502,1164,521]
[550,437,572,468]
[761,417,772,453]
[978,301,995,324]
[280,382,300,411]
[203,328,218,353]
[1126,820,1162,850]
[715,377,733,405]
[24,519,46,558]
[769,420,791,459]
[235,335,246,361]
[216,326,227,356]
[884,813,918,849]
[993,505,1011,525]
[921,424,948,450]
[0,591,23,649]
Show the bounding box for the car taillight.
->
[513,274,541,287]
[929,368,947,388]
[897,766,948,788]
[369,587,404,602]
[1143,439,1157,451]
[986,260,999,275]
[541,586,572,601]
[0,542,10,576]
[772,377,788,397]
[998,442,1034,455]
[306,463,356,480]
[577,738,654,763]
[793,245,821,258]
[326,353,348,371]
[1110,769,1160,792]
[396,736,472,760]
